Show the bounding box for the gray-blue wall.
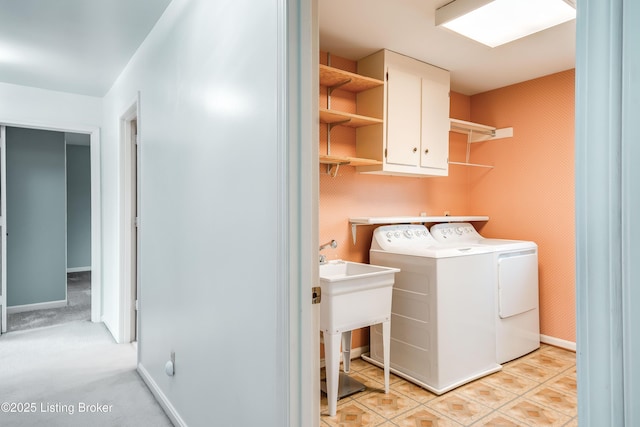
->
[7,127,66,307]
[66,142,91,270]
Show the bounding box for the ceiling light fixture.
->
[435,0,576,48]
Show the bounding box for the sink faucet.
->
[319,239,337,264]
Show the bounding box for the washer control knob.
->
[394,231,401,238]
[386,232,393,238]
[403,229,413,238]
[455,227,464,235]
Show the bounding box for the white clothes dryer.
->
[430,222,540,364]
[364,224,501,395]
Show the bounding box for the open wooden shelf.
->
[449,118,513,142]
[448,118,513,169]
[450,118,495,138]
[349,216,490,225]
[319,155,383,167]
[319,64,384,92]
[319,108,383,128]
[318,61,385,176]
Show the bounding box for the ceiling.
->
[0,0,172,97]
[319,0,576,95]
[0,1,575,98]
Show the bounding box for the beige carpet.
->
[0,321,172,426]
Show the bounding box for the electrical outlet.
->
[165,351,176,376]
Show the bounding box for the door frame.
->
[1,126,6,332]
[0,120,102,332]
[119,94,140,344]
[285,0,319,424]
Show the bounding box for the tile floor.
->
[320,344,577,426]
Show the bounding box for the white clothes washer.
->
[363,224,501,395]
[430,222,540,364]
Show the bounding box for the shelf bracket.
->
[328,78,352,93]
[351,223,358,245]
[328,120,351,131]
[325,53,352,109]
[327,161,349,177]
[326,119,350,155]
[448,129,494,169]
[325,118,351,176]
[450,125,495,140]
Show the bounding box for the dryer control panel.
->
[430,222,482,243]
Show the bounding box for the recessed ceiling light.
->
[436,0,576,48]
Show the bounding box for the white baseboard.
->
[67,266,91,273]
[541,334,576,352]
[7,300,67,314]
[101,317,123,343]
[137,363,187,427]
[320,345,370,369]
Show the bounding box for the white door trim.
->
[119,93,140,344]
[0,120,102,325]
[1,126,7,333]
[284,0,319,424]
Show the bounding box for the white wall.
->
[102,0,292,424]
[0,82,102,129]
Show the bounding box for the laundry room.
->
[318,54,575,353]
[317,0,576,423]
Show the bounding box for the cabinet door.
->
[386,67,421,167]
[420,76,450,171]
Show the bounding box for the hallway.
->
[0,321,171,426]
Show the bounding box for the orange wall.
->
[468,70,576,343]
[319,52,576,350]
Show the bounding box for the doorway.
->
[0,127,94,332]
[0,123,101,334]
[120,98,140,344]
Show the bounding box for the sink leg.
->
[325,331,341,417]
[341,331,352,373]
[382,320,390,393]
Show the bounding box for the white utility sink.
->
[319,260,399,416]
[319,260,399,333]
[319,260,397,281]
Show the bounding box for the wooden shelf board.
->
[319,155,382,167]
[319,108,382,128]
[319,64,383,92]
[449,118,495,134]
[449,118,496,142]
[349,216,490,225]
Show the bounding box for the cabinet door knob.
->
[413,147,417,153]
[424,148,429,154]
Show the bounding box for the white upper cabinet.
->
[386,67,422,166]
[355,49,450,177]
